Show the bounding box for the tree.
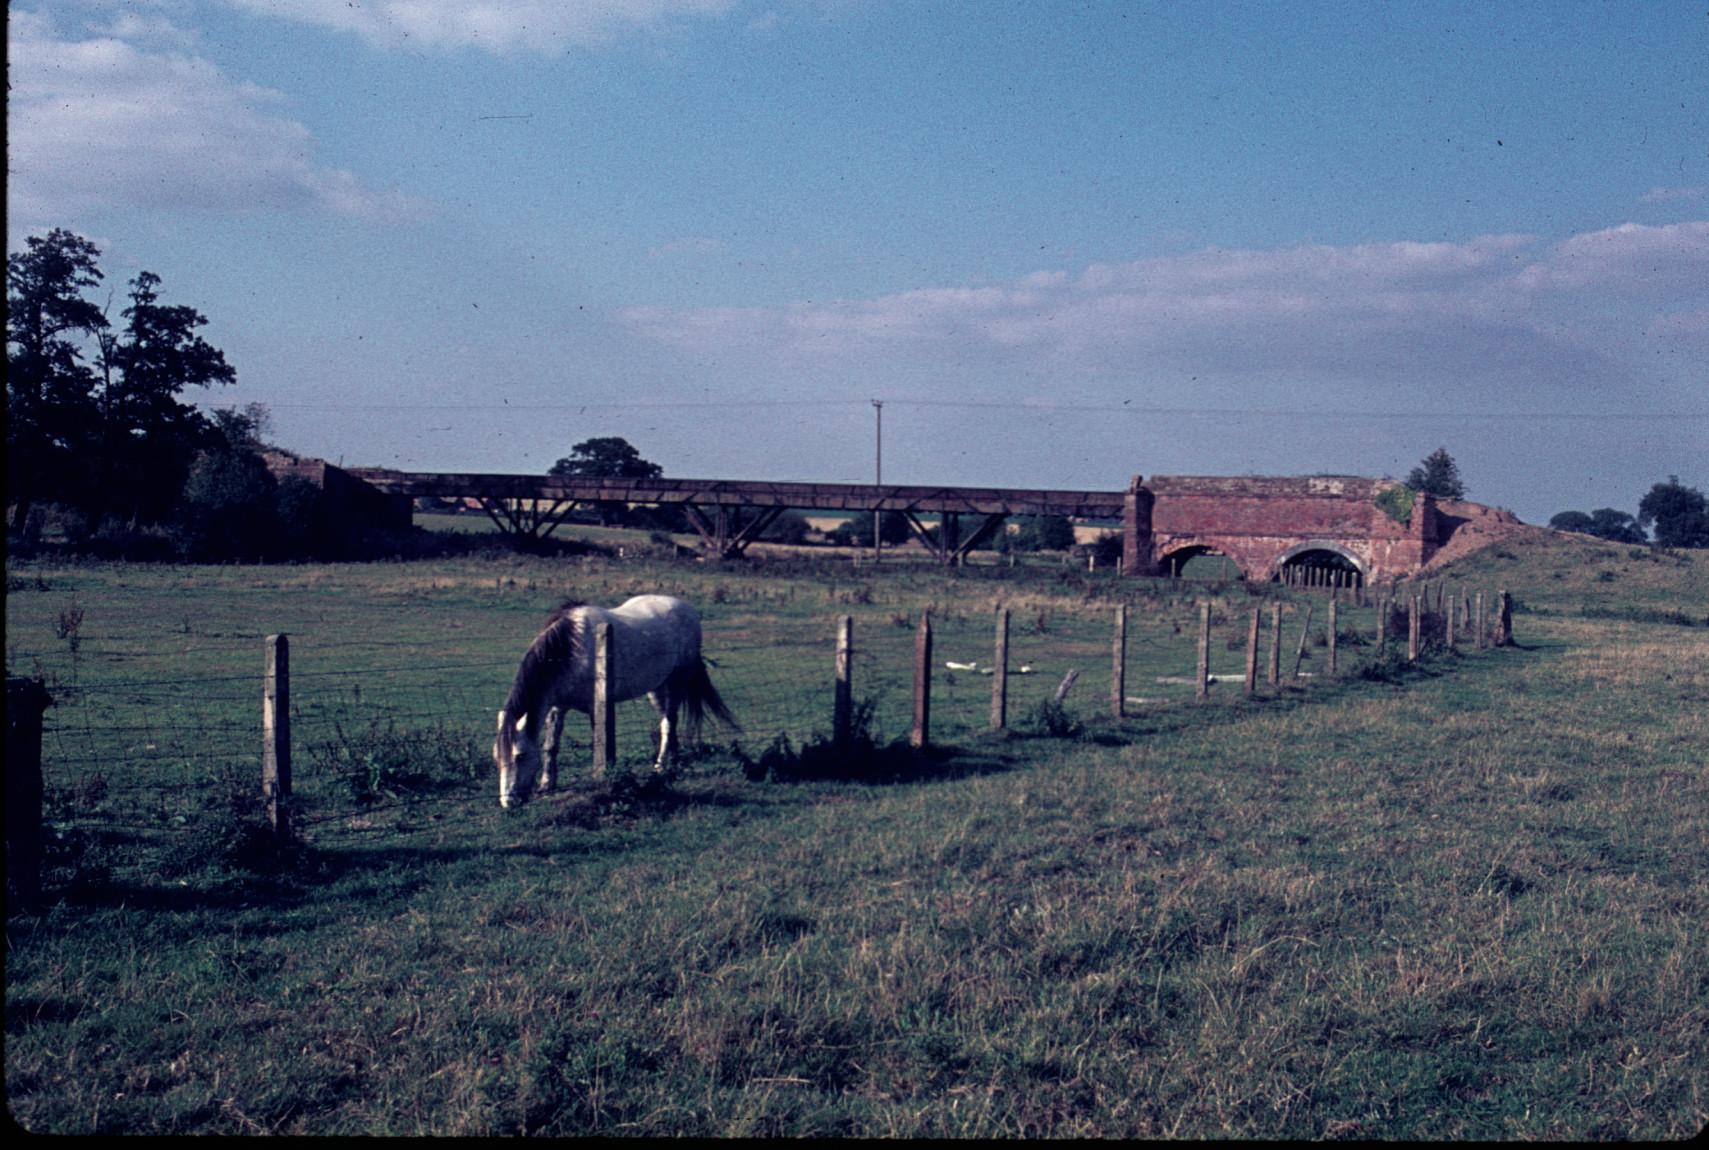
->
[1405,448,1467,500]
[176,445,279,561]
[549,436,665,527]
[550,436,663,480]
[1008,515,1077,553]
[96,271,238,523]
[830,511,912,548]
[6,230,239,533]
[1638,477,1709,549]
[6,230,109,528]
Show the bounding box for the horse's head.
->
[494,709,542,808]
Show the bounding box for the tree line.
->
[6,229,399,561]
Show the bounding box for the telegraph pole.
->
[872,399,883,565]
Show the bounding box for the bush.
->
[175,447,279,561]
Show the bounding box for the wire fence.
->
[11,582,1512,893]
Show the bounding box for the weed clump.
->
[736,702,919,783]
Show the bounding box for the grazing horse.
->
[493,595,736,807]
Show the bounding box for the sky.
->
[8,0,1707,526]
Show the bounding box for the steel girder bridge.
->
[346,469,1128,564]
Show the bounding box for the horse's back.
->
[609,594,698,626]
[582,596,702,701]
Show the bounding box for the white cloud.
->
[617,224,1708,395]
[1515,221,1709,295]
[6,9,434,227]
[223,0,736,54]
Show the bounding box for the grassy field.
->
[5,530,1706,1136]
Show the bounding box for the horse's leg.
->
[646,689,674,773]
[539,706,563,793]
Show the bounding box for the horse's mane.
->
[499,600,586,742]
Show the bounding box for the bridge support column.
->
[1122,477,1155,577]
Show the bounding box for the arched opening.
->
[1274,545,1365,592]
[1160,544,1244,582]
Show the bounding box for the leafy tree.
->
[550,436,663,480]
[6,230,109,528]
[1003,515,1077,553]
[1548,509,1649,543]
[549,436,665,527]
[96,271,237,523]
[176,445,279,561]
[6,230,239,533]
[1638,477,1709,549]
[759,509,812,545]
[830,511,913,548]
[1405,447,1467,500]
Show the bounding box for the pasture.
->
[5,533,1707,1136]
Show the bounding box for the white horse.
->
[493,595,737,808]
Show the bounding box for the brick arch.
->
[1271,540,1369,583]
[1156,541,1248,579]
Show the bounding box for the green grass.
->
[5,534,1706,1136]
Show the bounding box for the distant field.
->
[5,532,1705,1137]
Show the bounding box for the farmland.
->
[5,530,1707,1137]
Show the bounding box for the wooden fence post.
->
[991,607,1009,731]
[1244,606,1261,694]
[1475,592,1486,650]
[1292,604,1314,680]
[1111,604,1127,718]
[911,611,933,749]
[1268,602,1283,686]
[1375,595,1387,653]
[6,677,51,913]
[263,634,292,840]
[834,615,853,745]
[1495,590,1514,647]
[1446,593,1457,650]
[1196,602,1212,700]
[592,621,616,778]
[1327,599,1338,676]
[1408,595,1420,662]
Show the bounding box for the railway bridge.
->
[330,465,1452,584]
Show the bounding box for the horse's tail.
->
[674,657,740,745]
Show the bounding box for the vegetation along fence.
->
[5,579,1516,905]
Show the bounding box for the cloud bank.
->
[6,9,433,228]
[619,223,1709,396]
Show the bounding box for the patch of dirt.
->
[1423,499,1552,570]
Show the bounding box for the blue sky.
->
[9,0,1707,525]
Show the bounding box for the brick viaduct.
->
[325,463,1459,584]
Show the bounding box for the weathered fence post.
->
[1268,602,1283,686]
[1376,594,1388,653]
[1244,606,1261,694]
[991,606,1009,731]
[1196,602,1212,700]
[1446,593,1457,650]
[263,634,292,840]
[6,677,51,913]
[1495,590,1514,647]
[1475,592,1486,650]
[592,621,616,778]
[911,611,933,749]
[834,615,853,745]
[1292,604,1314,680]
[1111,604,1128,718]
[1327,598,1338,676]
[1408,595,1420,662]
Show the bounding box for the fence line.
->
[10,584,1517,897]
